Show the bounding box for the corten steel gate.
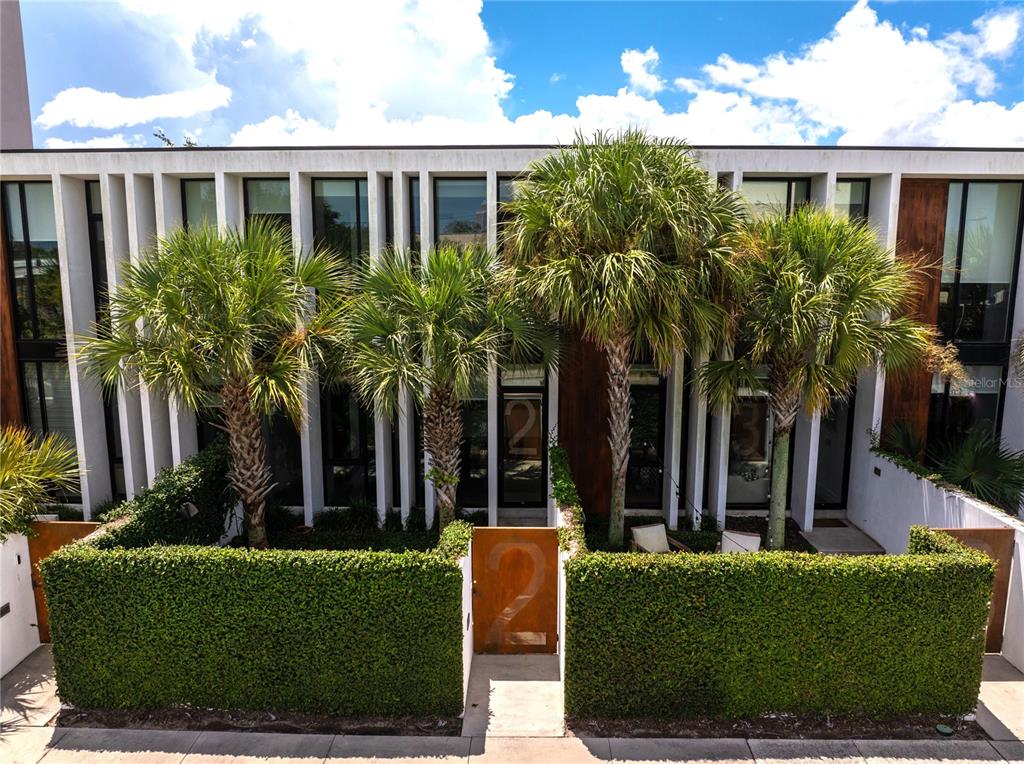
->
[27,520,99,642]
[936,527,1014,653]
[472,527,558,654]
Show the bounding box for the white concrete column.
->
[100,174,147,497]
[289,171,323,526]
[487,361,498,526]
[848,173,901,515]
[393,172,409,254]
[684,348,709,529]
[789,408,820,531]
[420,172,435,526]
[811,171,836,209]
[125,173,173,485]
[52,174,112,516]
[546,364,559,527]
[397,386,415,525]
[154,174,198,466]
[420,170,432,257]
[486,171,498,251]
[215,172,243,233]
[662,352,685,530]
[706,345,733,529]
[367,171,393,525]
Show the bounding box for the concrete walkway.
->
[462,655,564,737]
[3,648,1023,763]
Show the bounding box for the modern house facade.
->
[1,146,1022,530]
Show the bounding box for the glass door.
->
[500,368,546,507]
[814,395,855,509]
[726,393,773,506]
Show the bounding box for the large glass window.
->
[434,178,487,248]
[408,176,421,256]
[3,181,79,496]
[938,182,1022,344]
[726,394,772,506]
[835,179,870,220]
[814,395,854,508]
[321,385,376,507]
[740,178,811,218]
[457,378,489,508]
[244,178,291,231]
[384,176,395,248]
[85,180,125,500]
[182,178,216,229]
[264,412,303,506]
[312,178,369,261]
[500,366,546,507]
[626,365,666,508]
[929,365,1005,446]
[497,177,516,252]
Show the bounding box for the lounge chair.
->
[630,523,693,553]
[718,530,762,553]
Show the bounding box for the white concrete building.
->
[1,145,1022,530]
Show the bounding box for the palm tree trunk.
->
[221,380,272,549]
[423,384,463,529]
[767,374,800,551]
[605,328,632,549]
[767,428,790,551]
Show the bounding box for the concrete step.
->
[496,508,549,527]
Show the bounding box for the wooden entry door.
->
[472,527,558,654]
[27,520,99,642]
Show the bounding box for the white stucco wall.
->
[847,452,1024,673]
[0,535,41,677]
[461,552,474,708]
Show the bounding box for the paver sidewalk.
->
[3,647,1023,764]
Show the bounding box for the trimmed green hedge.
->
[40,543,463,716]
[91,440,234,549]
[550,443,586,554]
[434,520,473,562]
[565,526,994,718]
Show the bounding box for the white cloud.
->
[36,83,231,129]
[43,134,147,149]
[690,0,1024,146]
[549,73,564,84]
[621,46,665,95]
[50,0,1024,148]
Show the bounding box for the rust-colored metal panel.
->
[472,527,558,654]
[0,207,24,426]
[558,332,611,515]
[27,520,100,642]
[936,527,1014,653]
[882,178,950,446]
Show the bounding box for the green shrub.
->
[550,443,586,554]
[565,527,993,718]
[40,543,463,716]
[272,527,438,553]
[434,519,473,562]
[90,441,234,549]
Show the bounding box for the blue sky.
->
[21,0,1024,148]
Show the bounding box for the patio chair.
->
[717,530,762,553]
[630,523,693,553]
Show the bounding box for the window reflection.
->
[312,178,369,262]
[244,178,291,231]
[182,179,216,229]
[740,178,811,218]
[434,178,487,248]
[626,365,665,508]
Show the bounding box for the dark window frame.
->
[814,392,857,510]
[431,175,487,249]
[741,176,813,217]
[242,177,291,228]
[180,177,216,230]
[497,369,549,509]
[625,373,668,510]
[320,384,377,507]
[408,175,421,259]
[309,176,370,260]
[384,176,394,248]
[835,177,872,221]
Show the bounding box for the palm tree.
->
[501,129,742,547]
[337,244,554,529]
[80,220,346,548]
[1,426,79,541]
[699,205,940,550]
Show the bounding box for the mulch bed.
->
[55,707,462,736]
[724,515,818,553]
[567,714,987,740]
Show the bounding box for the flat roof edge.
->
[2,144,1024,155]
